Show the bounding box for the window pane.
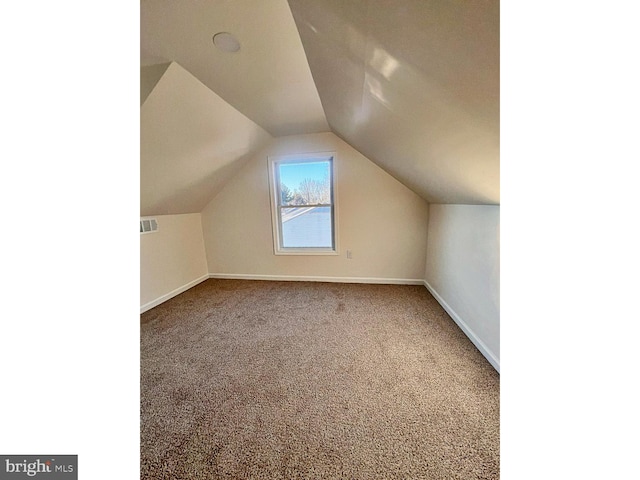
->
[279,161,331,206]
[281,206,332,248]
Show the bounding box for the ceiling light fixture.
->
[212,32,241,53]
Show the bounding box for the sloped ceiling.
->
[288,0,499,204]
[141,0,329,137]
[141,62,271,216]
[140,0,499,212]
[140,62,170,106]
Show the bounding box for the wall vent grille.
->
[140,218,158,234]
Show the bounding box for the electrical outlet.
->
[346,250,352,259]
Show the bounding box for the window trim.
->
[267,152,339,256]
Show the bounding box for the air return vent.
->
[140,218,158,234]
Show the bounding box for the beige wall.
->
[202,132,428,282]
[140,213,209,311]
[425,204,500,370]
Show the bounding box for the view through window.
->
[269,154,336,254]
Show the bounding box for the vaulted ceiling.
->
[140,0,499,214]
[141,0,328,137]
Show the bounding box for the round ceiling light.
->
[212,32,241,53]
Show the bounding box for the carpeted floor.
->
[140,279,499,479]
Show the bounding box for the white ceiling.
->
[288,0,499,204]
[140,0,499,209]
[141,0,329,137]
[141,62,271,216]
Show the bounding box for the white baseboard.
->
[208,273,424,285]
[423,280,500,373]
[140,274,209,314]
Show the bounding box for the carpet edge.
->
[424,280,500,373]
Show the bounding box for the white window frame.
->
[268,152,339,256]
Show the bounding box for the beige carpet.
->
[140,279,499,479]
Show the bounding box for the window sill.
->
[274,248,339,256]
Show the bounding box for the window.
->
[268,153,338,255]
